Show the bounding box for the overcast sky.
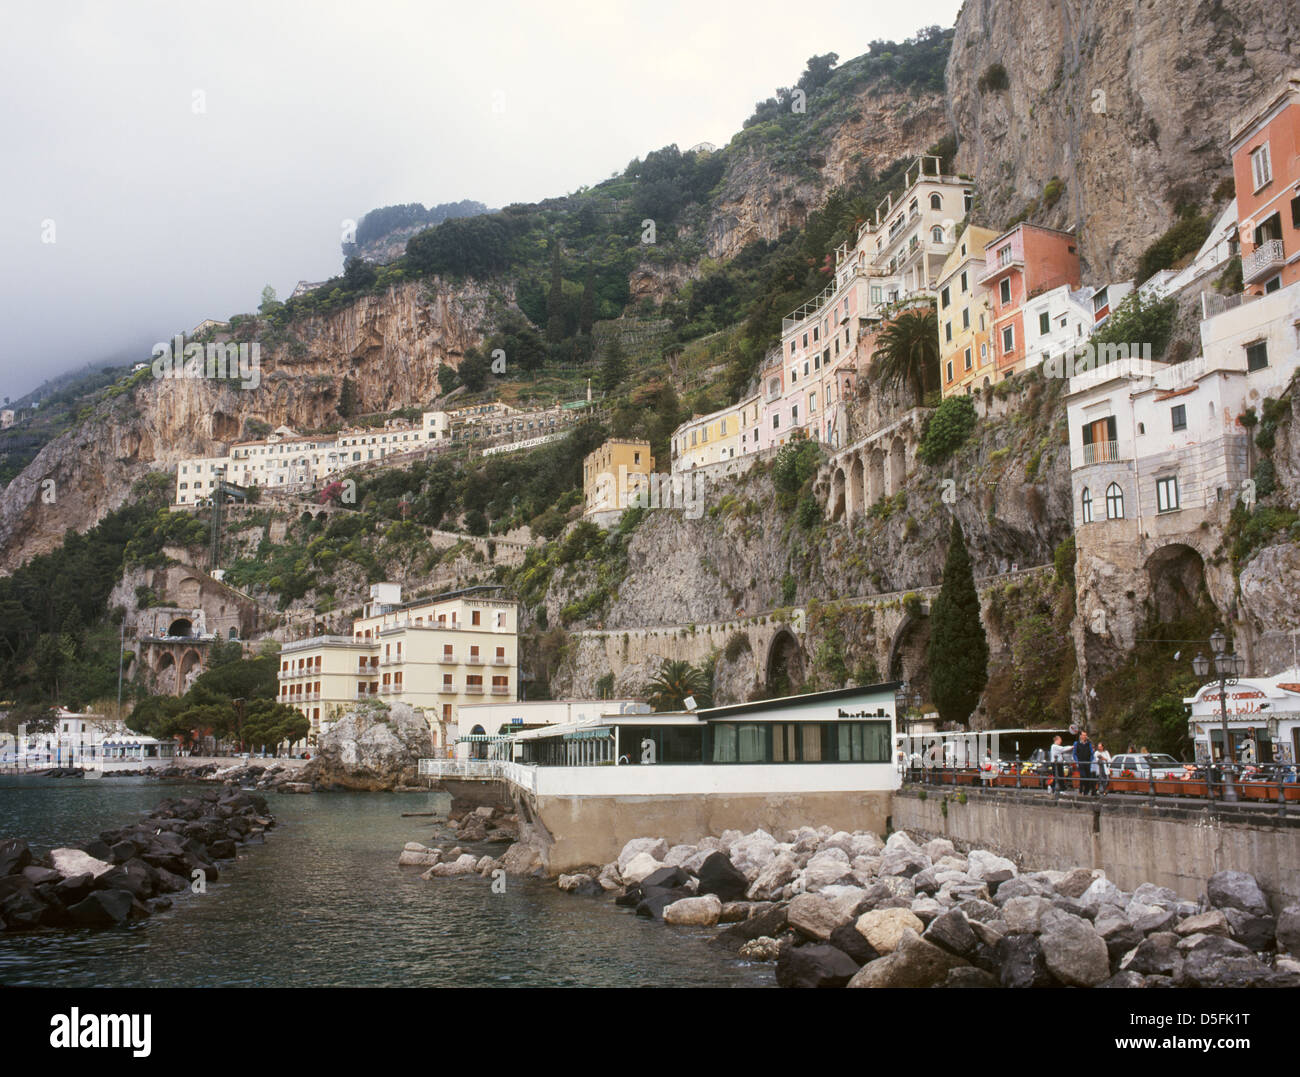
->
[0,0,963,402]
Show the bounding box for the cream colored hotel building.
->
[278,583,518,747]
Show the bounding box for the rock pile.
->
[396,805,521,879]
[558,827,1300,989]
[0,789,276,930]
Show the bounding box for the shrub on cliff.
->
[918,395,977,465]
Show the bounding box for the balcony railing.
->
[1243,239,1285,284]
[465,685,484,695]
[490,686,510,695]
[465,655,485,665]
[1081,440,1122,465]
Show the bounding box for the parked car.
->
[1107,752,1185,779]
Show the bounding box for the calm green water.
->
[0,775,771,987]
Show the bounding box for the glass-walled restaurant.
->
[514,686,898,767]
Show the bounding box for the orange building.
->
[1230,69,1300,296]
[980,223,1082,380]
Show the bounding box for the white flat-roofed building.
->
[468,684,901,872]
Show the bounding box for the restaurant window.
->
[711,723,767,763]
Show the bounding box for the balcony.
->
[465,685,484,695]
[1081,441,1122,465]
[492,657,509,666]
[1243,239,1285,285]
[490,685,510,696]
[978,254,1022,286]
[465,654,485,666]
[439,655,457,665]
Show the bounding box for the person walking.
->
[1072,730,1096,795]
[1049,735,1067,792]
[1095,740,1111,795]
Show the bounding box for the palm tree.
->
[870,305,940,406]
[644,659,713,712]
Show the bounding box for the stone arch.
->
[887,608,931,692]
[847,454,864,518]
[829,466,846,521]
[867,448,886,506]
[888,435,907,493]
[765,628,805,696]
[167,617,193,638]
[177,575,202,605]
[179,648,203,689]
[1145,544,1212,625]
[155,651,175,676]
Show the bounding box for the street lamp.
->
[1193,630,1247,803]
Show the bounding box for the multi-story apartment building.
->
[982,223,1082,381]
[582,438,654,516]
[671,398,753,471]
[937,225,998,397]
[1230,68,1300,296]
[278,583,518,746]
[1020,283,1099,373]
[753,156,971,449]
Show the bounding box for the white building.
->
[1138,201,1240,300]
[1066,278,1300,535]
[13,710,176,771]
[1186,669,1300,765]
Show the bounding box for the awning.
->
[563,728,612,741]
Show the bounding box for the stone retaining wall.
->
[891,787,1300,911]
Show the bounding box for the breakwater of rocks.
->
[395,803,522,876]
[454,826,1300,988]
[0,789,276,931]
[35,760,312,792]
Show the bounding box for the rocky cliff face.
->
[706,89,951,261]
[0,277,498,572]
[948,0,1300,278]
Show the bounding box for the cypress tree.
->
[579,263,595,337]
[545,240,565,344]
[927,516,988,726]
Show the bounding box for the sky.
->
[0,0,964,402]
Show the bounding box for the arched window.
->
[1081,487,1093,524]
[931,225,945,243]
[1105,482,1124,519]
[930,193,942,210]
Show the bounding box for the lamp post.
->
[898,681,923,775]
[1193,628,1246,803]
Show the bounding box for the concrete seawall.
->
[891,787,1300,911]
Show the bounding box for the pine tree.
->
[927,516,988,726]
[546,240,565,344]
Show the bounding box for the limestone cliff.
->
[0,277,498,572]
[947,0,1300,278]
[707,89,951,261]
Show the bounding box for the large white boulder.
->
[729,829,779,880]
[50,848,114,879]
[663,894,723,926]
[855,908,926,954]
[616,837,669,874]
[621,852,664,885]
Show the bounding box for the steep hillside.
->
[948,0,1300,277]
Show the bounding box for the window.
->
[945,321,952,342]
[964,347,972,371]
[998,246,1012,267]
[941,286,951,309]
[1250,142,1272,190]
[471,610,480,626]
[1246,341,1268,371]
[1002,326,1015,354]
[960,270,968,292]
[1105,482,1124,520]
[791,404,799,424]
[1171,404,1186,431]
[961,308,970,330]
[931,226,944,243]
[946,360,954,383]
[809,393,817,412]
[772,414,780,430]
[1039,311,1050,335]
[1156,476,1180,513]
[1081,487,1093,523]
[930,193,942,210]
[1000,278,1011,305]
[634,451,642,464]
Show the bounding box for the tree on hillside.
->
[644,659,713,712]
[599,336,626,393]
[546,240,565,344]
[338,375,360,419]
[579,264,595,337]
[871,306,940,405]
[927,517,988,727]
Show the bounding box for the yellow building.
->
[582,439,655,515]
[937,225,998,398]
[671,401,744,472]
[278,583,518,747]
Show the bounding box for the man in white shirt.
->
[1049,735,1067,791]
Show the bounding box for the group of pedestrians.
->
[1049,731,1112,795]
